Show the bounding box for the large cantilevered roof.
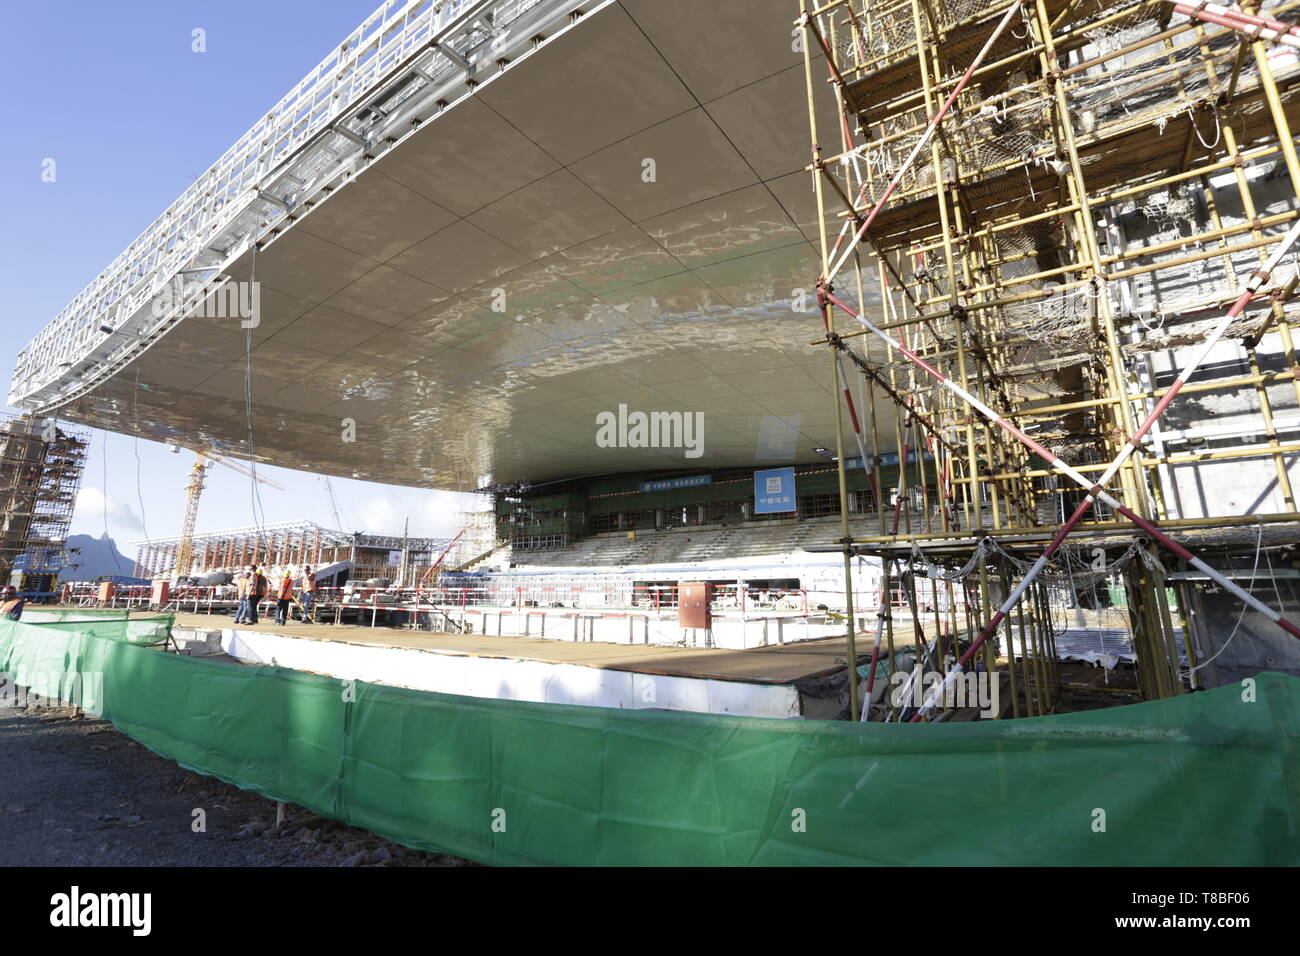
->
[12,0,886,491]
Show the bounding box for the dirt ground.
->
[0,705,474,867]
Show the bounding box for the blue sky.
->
[0,1,477,556]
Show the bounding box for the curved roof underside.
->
[53,0,888,491]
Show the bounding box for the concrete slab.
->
[171,611,862,683]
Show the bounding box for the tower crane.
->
[173,449,284,577]
[417,528,466,586]
[319,475,347,532]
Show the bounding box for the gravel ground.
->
[0,705,475,867]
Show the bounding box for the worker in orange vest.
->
[274,569,295,626]
[0,585,24,622]
[249,566,268,625]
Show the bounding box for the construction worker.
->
[1,585,24,621]
[299,565,316,624]
[249,566,267,624]
[233,567,254,624]
[275,568,294,626]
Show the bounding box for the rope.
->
[242,242,273,567]
[905,535,1154,590]
[1188,102,1222,149]
[1184,520,1265,676]
[132,366,149,543]
[101,429,125,577]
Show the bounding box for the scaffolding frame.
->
[799,0,1300,718]
[0,413,89,581]
[131,519,455,584]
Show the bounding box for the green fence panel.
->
[1,620,84,704]
[98,649,348,815]
[1,618,1296,865]
[32,615,175,645]
[20,607,130,623]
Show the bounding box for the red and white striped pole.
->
[822,0,1027,284]
[1170,1,1300,48]
[816,220,1300,712]
[819,278,1300,638]
[834,350,873,473]
[1175,0,1300,36]
[1063,219,1300,509]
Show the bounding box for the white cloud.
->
[347,489,471,539]
[73,487,145,535]
[356,494,401,535]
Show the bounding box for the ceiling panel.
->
[186,284,315,344]
[191,366,286,403]
[376,96,561,217]
[388,220,531,293]
[270,306,393,355]
[63,1,899,491]
[704,64,839,181]
[241,229,381,303]
[477,4,696,165]
[570,108,758,223]
[549,225,686,296]
[620,0,806,104]
[298,171,458,261]
[464,258,592,321]
[641,184,803,270]
[467,168,631,260]
[324,265,452,326]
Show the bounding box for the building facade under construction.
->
[0,412,89,590]
[130,520,462,587]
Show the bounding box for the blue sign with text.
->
[754,467,796,514]
[640,475,712,492]
[844,452,934,469]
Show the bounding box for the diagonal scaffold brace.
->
[815,0,1030,286]
[818,214,1300,718]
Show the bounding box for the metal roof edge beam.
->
[255,188,293,212]
[434,41,471,72]
[330,123,369,148]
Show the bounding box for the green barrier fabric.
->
[30,615,175,645]
[0,617,1296,865]
[20,607,131,623]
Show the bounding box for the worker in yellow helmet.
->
[250,566,268,624]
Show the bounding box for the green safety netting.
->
[21,607,131,623]
[31,615,175,646]
[0,616,1296,865]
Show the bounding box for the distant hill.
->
[60,533,135,581]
